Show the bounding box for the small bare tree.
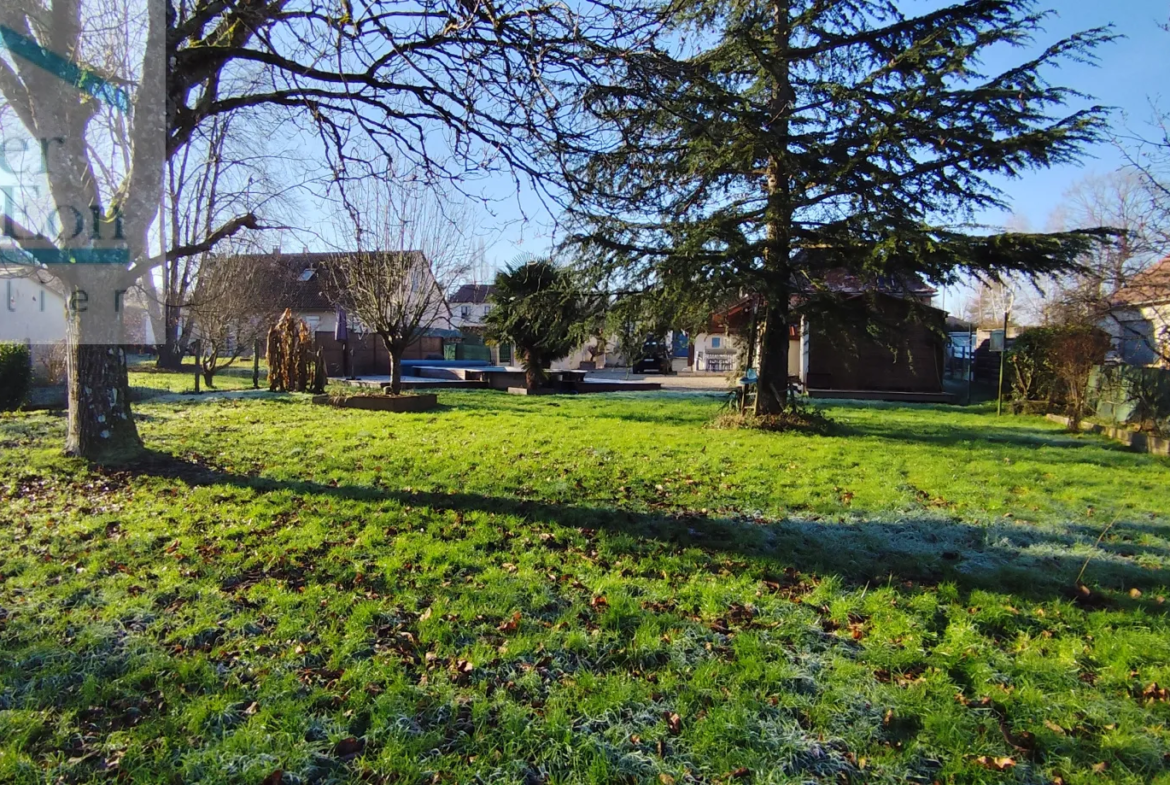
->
[152,109,301,370]
[187,249,292,386]
[963,278,1024,331]
[1049,325,1112,429]
[326,177,474,395]
[1044,171,1169,365]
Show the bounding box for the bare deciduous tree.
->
[325,178,474,395]
[188,247,293,387]
[153,108,302,370]
[1044,171,1169,365]
[0,0,657,459]
[962,279,1020,331]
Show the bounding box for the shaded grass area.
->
[0,388,1168,784]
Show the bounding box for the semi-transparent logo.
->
[0,1,162,345]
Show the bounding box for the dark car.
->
[632,338,672,374]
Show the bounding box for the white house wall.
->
[450,301,493,329]
[689,326,802,378]
[1,275,67,343]
[1103,304,1170,367]
[691,332,740,373]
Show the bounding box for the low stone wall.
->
[1045,414,1170,457]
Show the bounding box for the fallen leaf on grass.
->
[972,755,1015,772]
[451,659,475,684]
[334,737,365,758]
[498,612,522,633]
[261,771,283,785]
[664,711,682,735]
[1140,682,1168,702]
[590,595,608,608]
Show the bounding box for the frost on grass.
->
[743,511,1166,589]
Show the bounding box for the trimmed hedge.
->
[0,342,32,411]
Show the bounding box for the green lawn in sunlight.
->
[1,382,1167,784]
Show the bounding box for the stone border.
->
[1045,414,1170,456]
[312,393,438,412]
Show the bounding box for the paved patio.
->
[333,368,732,393]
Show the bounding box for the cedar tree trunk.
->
[754,300,791,415]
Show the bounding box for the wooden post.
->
[997,309,1008,416]
[193,339,201,394]
[966,325,974,406]
[252,339,261,389]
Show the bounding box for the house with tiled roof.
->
[218,250,455,376]
[449,284,497,330]
[1105,256,1170,367]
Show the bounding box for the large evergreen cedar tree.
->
[0,0,659,460]
[568,0,1117,414]
[485,260,589,391]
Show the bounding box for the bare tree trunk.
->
[156,303,186,369]
[754,301,791,415]
[201,347,219,388]
[65,312,141,460]
[387,345,404,395]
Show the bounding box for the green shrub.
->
[0,342,32,411]
[1006,328,1060,406]
[1006,325,1109,419]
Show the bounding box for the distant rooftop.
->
[450,284,497,304]
[1113,256,1170,307]
[214,250,427,311]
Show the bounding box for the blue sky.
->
[473,0,1170,286]
[968,0,1170,228]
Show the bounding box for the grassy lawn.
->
[1,384,1168,784]
[125,357,268,396]
[26,358,266,410]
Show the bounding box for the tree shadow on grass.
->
[830,422,1169,472]
[834,418,1108,449]
[111,450,1170,610]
